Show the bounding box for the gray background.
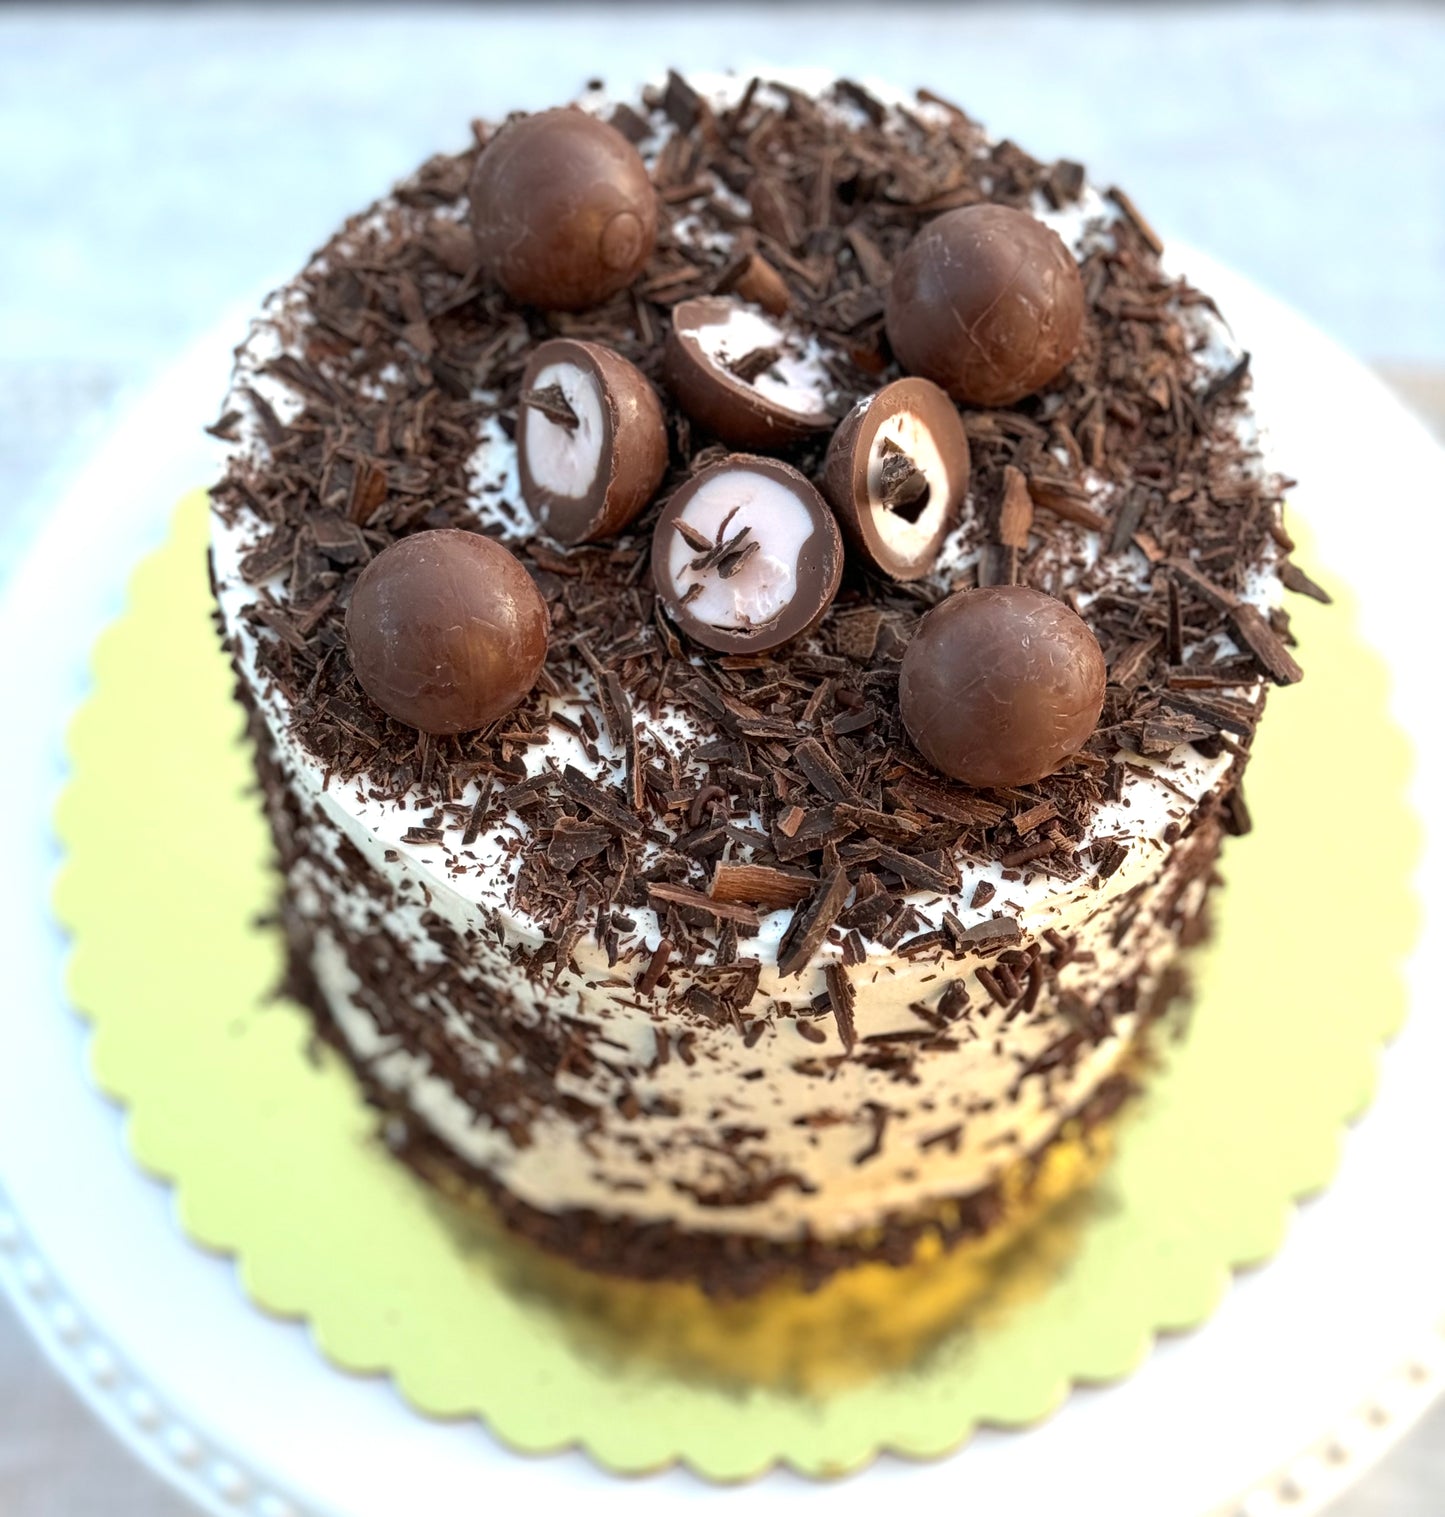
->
[1,5,1442,1513]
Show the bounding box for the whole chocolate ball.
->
[899,585,1105,787]
[886,205,1085,407]
[345,530,549,736]
[469,109,657,311]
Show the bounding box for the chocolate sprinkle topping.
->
[213,73,1299,978]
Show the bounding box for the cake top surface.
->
[211,71,1303,981]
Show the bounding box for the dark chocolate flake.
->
[710,862,816,910]
[1229,603,1304,686]
[726,345,783,385]
[1202,352,1251,407]
[560,765,645,836]
[647,881,761,929]
[1280,561,1332,604]
[520,382,580,431]
[1044,159,1086,207]
[874,847,957,893]
[546,818,613,871]
[662,69,704,132]
[888,777,1007,828]
[777,868,851,977]
[854,1102,889,1164]
[1106,185,1164,255]
[876,441,930,519]
[793,737,863,805]
[460,779,495,848]
[823,962,857,1051]
[953,916,1022,952]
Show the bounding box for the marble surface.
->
[1,5,1442,1513]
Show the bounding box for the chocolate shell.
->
[468,109,657,311]
[899,585,1105,787]
[886,204,1085,407]
[664,297,836,451]
[651,455,843,654]
[345,530,549,736]
[821,378,971,581]
[517,338,669,545]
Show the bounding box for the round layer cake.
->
[210,71,1306,1294]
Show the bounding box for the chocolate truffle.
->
[651,455,842,654]
[664,297,836,451]
[899,585,1105,786]
[821,378,971,581]
[517,338,669,545]
[886,205,1085,407]
[345,530,549,736]
[469,109,657,311]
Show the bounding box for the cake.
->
[209,71,1308,1298]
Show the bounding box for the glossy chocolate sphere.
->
[469,110,657,311]
[345,530,549,735]
[886,204,1085,407]
[899,584,1105,786]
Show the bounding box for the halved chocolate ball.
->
[886,204,1085,408]
[345,530,549,736]
[517,338,668,545]
[821,378,971,581]
[664,296,837,451]
[899,585,1105,787]
[651,455,843,654]
[468,109,657,311]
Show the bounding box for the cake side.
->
[232,652,1223,1243]
[209,72,1302,1277]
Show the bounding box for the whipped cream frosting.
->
[212,72,1285,1242]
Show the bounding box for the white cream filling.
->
[666,469,816,630]
[523,360,605,504]
[692,306,832,416]
[867,409,953,554]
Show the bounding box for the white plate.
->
[1,251,1443,1517]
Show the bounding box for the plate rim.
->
[2,249,1444,1517]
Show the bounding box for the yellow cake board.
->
[52,491,1418,1480]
